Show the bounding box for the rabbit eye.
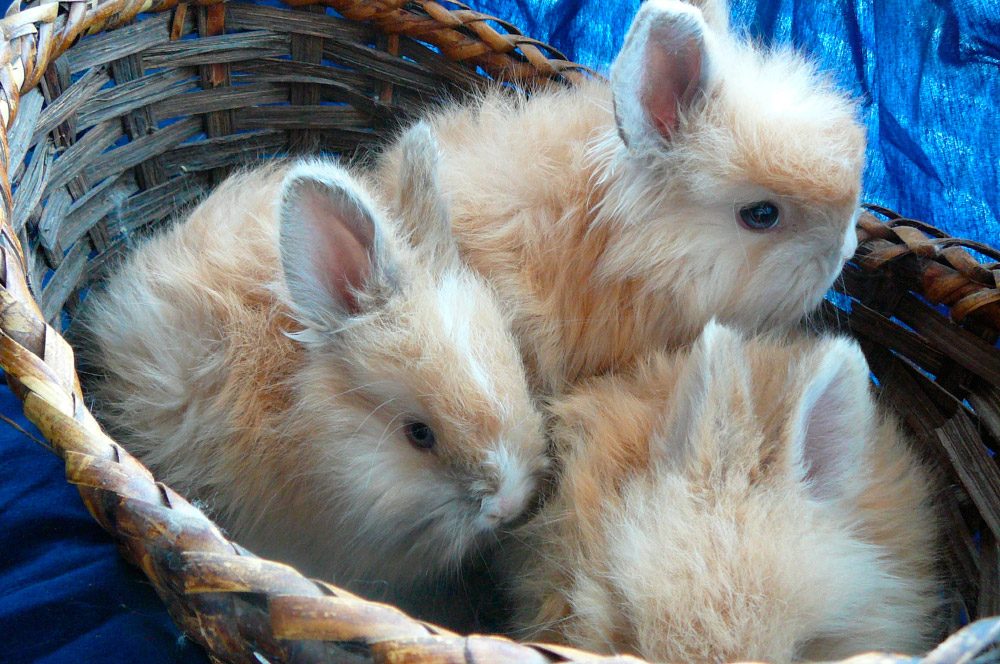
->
[404,421,436,450]
[738,201,781,230]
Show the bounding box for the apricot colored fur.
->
[77,144,549,622]
[507,324,939,663]
[376,1,865,395]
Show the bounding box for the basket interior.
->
[7,0,588,329]
[2,0,1000,661]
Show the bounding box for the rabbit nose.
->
[496,495,517,517]
[842,232,858,261]
[841,218,859,261]
[481,493,519,524]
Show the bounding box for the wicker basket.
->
[1,0,999,662]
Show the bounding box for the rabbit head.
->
[595,0,865,337]
[277,126,549,581]
[514,323,938,663]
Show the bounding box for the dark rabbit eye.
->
[738,201,781,230]
[404,421,436,450]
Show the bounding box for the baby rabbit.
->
[76,125,549,622]
[377,0,865,394]
[506,322,939,663]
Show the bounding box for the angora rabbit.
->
[377,0,865,395]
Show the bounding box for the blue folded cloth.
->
[0,374,208,664]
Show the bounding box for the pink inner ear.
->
[798,367,864,501]
[802,406,846,496]
[640,26,704,139]
[300,186,373,315]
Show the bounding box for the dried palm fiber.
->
[0,0,999,661]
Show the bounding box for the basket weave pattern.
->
[0,1,999,662]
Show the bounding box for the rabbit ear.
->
[786,339,873,500]
[611,0,712,150]
[654,320,751,466]
[279,161,394,325]
[684,0,730,33]
[393,122,460,269]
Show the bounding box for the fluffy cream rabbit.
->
[507,322,939,662]
[377,0,865,394]
[76,125,549,621]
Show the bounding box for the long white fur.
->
[76,128,550,625]
[435,271,501,412]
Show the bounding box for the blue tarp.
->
[1,1,996,661]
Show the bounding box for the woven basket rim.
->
[0,1,999,662]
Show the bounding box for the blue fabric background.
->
[0,376,208,663]
[0,1,996,661]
